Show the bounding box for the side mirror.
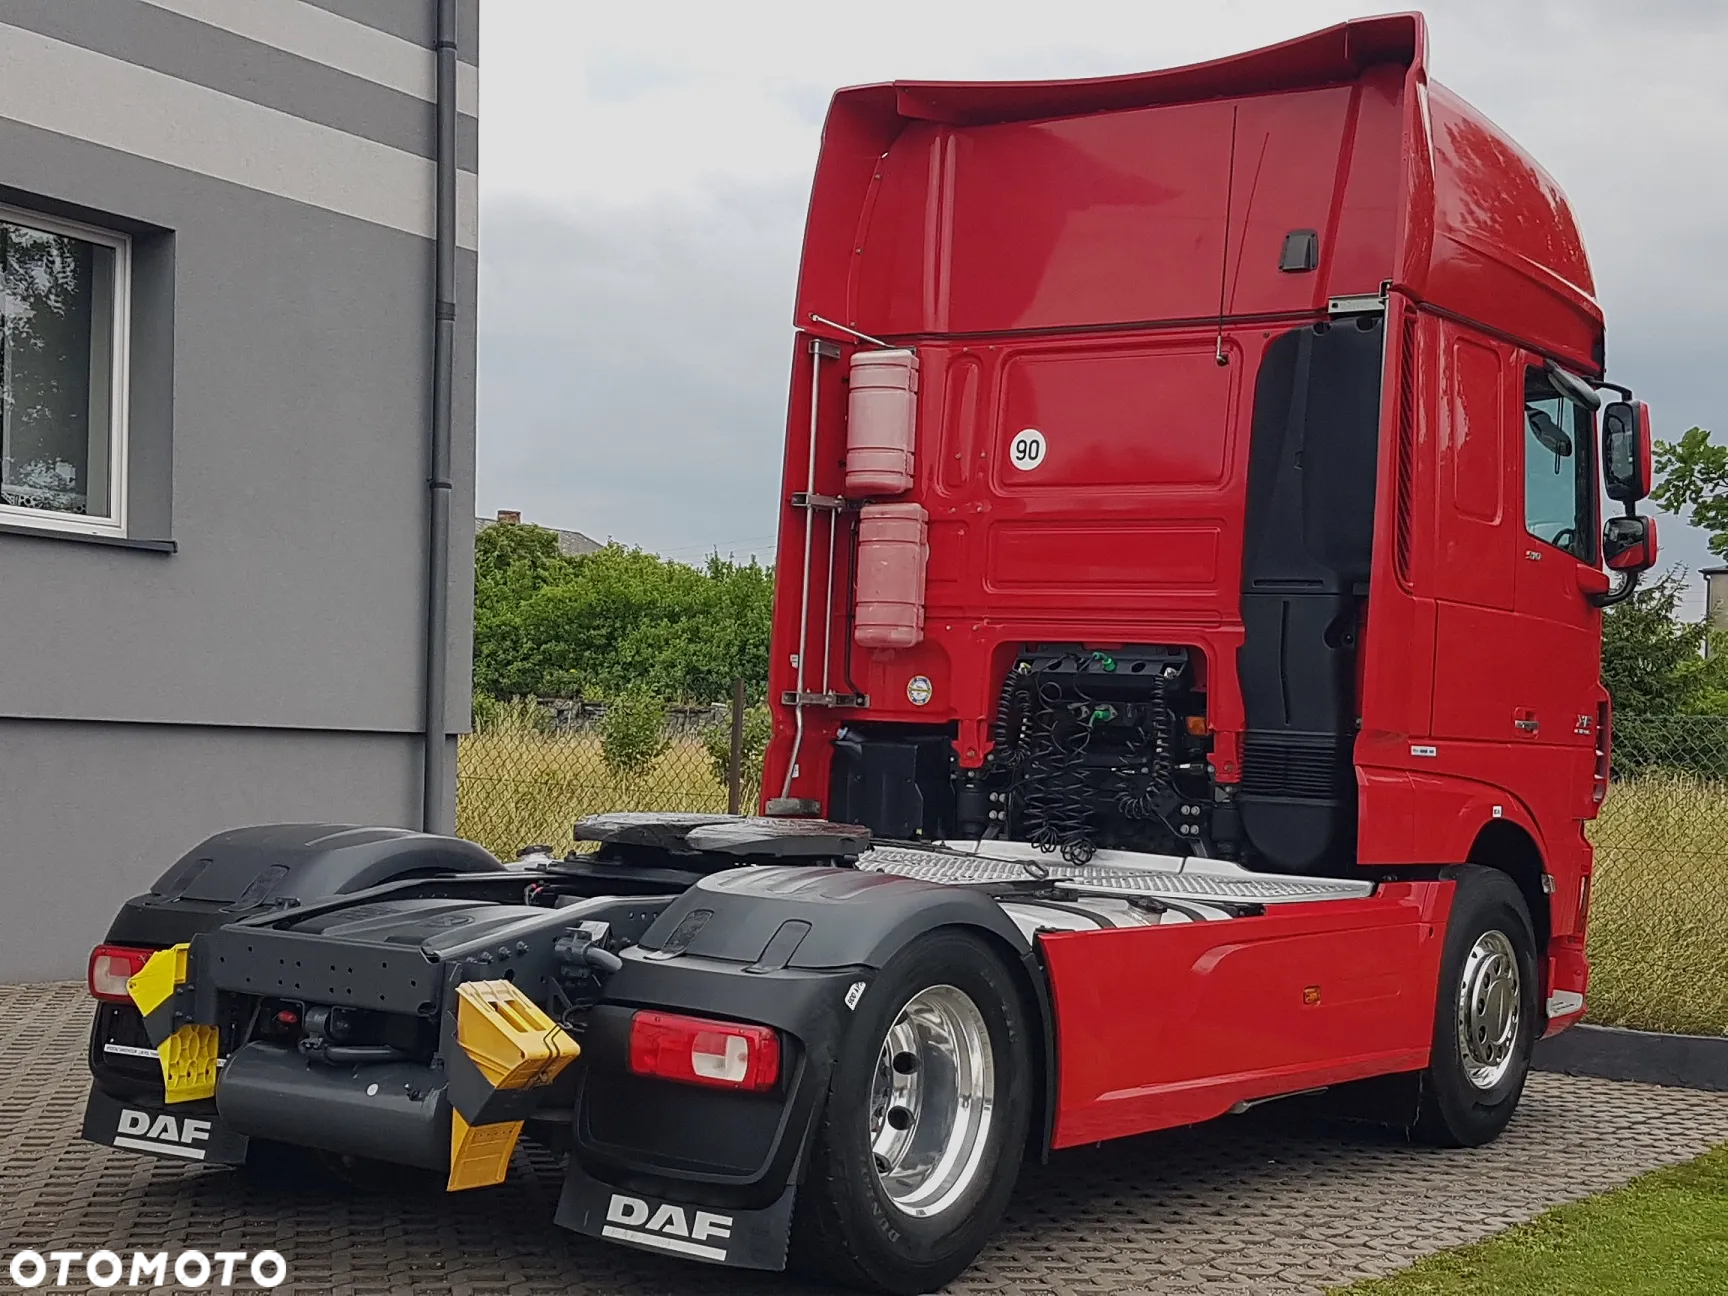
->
[1602,400,1652,502]
[1603,514,1657,572]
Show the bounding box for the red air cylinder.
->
[844,349,918,497]
[854,502,928,649]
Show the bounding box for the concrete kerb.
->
[1535,1022,1728,1093]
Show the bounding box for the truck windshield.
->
[1523,367,1595,563]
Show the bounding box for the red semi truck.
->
[81,14,1659,1294]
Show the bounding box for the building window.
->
[0,204,130,534]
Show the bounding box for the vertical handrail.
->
[780,337,826,800]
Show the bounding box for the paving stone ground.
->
[5,981,1728,1295]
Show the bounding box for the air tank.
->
[854,502,927,649]
[844,349,918,496]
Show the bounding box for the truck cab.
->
[763,7,1655,1046]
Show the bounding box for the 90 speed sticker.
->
[1009,428,1046,471]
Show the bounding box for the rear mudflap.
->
[81,1086,249,1166]
[556,1157,797,1271]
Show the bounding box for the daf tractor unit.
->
[78,14,1660,1294]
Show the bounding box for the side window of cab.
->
[1522,366,1596,563]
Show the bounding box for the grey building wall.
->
[0,0,478,982]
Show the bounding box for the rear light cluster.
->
[87,945,153,1002]
[628,1010,780,1093]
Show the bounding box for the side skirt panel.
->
[1043,880,1453,1147]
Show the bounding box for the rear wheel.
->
[1413,866,1539,1147]
[792,930,1032,1295]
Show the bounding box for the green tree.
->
[1600,574,1728,715]
[1652,427,1728,558]
[472,521,582,699]
[472,531,774,705]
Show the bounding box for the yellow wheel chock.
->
[128,944,220,1104]
[447,979,579,1191]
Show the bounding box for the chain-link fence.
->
[455,704,1728,1036]
[1588,714,1728,1036]
[456,691,768,860]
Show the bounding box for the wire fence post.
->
[727,678,746,815]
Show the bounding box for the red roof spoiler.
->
[834,12,1424,127]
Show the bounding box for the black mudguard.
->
[103,823,506,948]
[560,865,1046,1270]
[90,824,508,1100]
[634,864,1030,970]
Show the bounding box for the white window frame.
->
[0,202,131,537]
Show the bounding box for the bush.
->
[599,690,669,780]
[1611,713,1728,781]
[702,703,773,809]
[472,694,553,736]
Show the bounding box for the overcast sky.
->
[474,0,1726,603]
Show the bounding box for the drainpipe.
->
[422,0,459,834]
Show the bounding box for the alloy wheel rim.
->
[868,984,995,1218]
[1457,929,1522,1091]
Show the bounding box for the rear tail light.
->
[87,944,153,1002]
[628,1010,781,1092]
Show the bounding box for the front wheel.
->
[1413,866,1539,1147]
[792,930,1033,1295]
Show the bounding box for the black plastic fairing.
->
[636,866,1030,969]
[216,1043,448,1169]
[828,729,957,839]
[1237,317,1384,872]
[149,824,505,905]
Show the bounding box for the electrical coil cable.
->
[1116,675,1175,821]
[990,667,1037,772]
[1014,679,1099,865]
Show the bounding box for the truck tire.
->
[792,929,1033,1295]
[1413,866,1539,1148]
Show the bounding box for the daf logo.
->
[603,1193,733,1261]
[114,1108,212,1161]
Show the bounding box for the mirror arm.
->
[1588,568,1642,609]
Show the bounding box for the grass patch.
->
[456,724,731,859]
[1588,772,1728,1036]
[1333,1143,1728,1295]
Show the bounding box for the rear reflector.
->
[87,944,154,1002]
[628,1010,780,1092]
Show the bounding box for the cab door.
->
[1428,324,1520,743]
[1511,359,1603,799]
